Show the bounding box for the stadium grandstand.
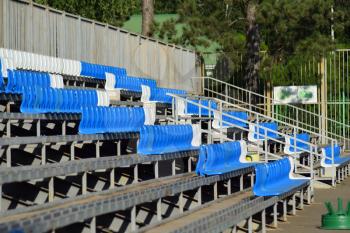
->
[0,0,350,233]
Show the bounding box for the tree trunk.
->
[243,1,260,98]
[142,0,154,37]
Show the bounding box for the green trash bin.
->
[322,198,350,230]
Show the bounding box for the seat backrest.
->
[222,111,248,128]
[137,124,195,155]
[251,122,279,139]
[322,144,341,162]
[254,157,291,192]
[195,141,245,175]
[288,133,310,151]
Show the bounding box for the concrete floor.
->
[275,179,350,233]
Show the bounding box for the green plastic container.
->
[321,198,350,230]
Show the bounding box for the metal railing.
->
[202,76,350,150]
[168,93,340,186]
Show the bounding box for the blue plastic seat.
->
[253,157,309,196]
[186,99,217,116]
[6,70,50,93]
[222,111,248,128]
[248,122,279,141]
[79,106,146,134]
[321,144,350,166]
[284,133,310,154]
[115,76,157,92]
[148,87,187,103]
[137,124,198,155]
[195,141,255,176]
[20,88,100,114]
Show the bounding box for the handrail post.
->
[208,100,212,144]
[331,140,335,186]
[293,129,298,173]
[264,128,268,163]
[219,100,223,143]
[174,96,179,124]
[249,92,252,112]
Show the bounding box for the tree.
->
[33,0,138,27]
[142,0,154,36]
[242,0,260,93]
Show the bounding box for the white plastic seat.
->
[73,60,82,76]
[105,72,116,90]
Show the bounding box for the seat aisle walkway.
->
[276,179,350,233]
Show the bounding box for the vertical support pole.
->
[261,209,266,233]
[96,140,100,158]
[219,100,223,143]
[62,120,66,136]
[0,185,2,212]
[48,177,54,202]
[208,100,212,143]
[154,161,159,178]
[41,144,46,165]
[299,189,304,210]
[273,203,278,228]
[117,140,121,156]
[227,179,231,195]
[197,187,202,206]
[179,192,184,213]
[70,142,75,160]
[187,157,192,172]
[320,57,327,144]
[82,172,87,195]
[6,119,10,137]
[131,206,137,231]
[282,199,287,221]
[248,216,253,233]
[90,217,96,233]
[36,120,41,136]
[307,185,311,204]
[331,140,336,187]
[134,164,138,183]
[240,175,243,191]
[172,160,176,175]
[291,194,296,215]
[157,198,162,221]
[214,182,218,200]
[110,168,115,189]
[264,129,268,162]
[6,146,11,168]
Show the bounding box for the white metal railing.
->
[202,76,350,150]
[169,93,340,186]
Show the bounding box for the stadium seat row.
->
[0,48,81,76]
[248,122,279,142]
[196,141,254,176]
[116,76,157,92]
[0,48,127,79]
[81,61,126,80]
[5,70,64,93]
[137,124,201,155]
[321,144,350,167]
[253,157,309,196]
[284,133,311,154]
[141,85,187,104]
[20,87,109,113]
[79,106,149,134]
[212,111,249,129]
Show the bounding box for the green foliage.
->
[34,0,138,27]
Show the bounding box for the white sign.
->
[273,86,317,104]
